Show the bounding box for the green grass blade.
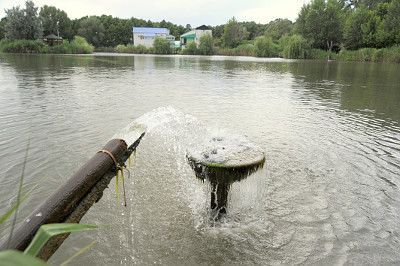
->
[0,194,28,226]
[0,181,41,227]
[116,170,120,203]
[0,250,47,266]
[24,223,97,257]
[6,137,31,248]
[59,241,96,266]
[121,169,127,207]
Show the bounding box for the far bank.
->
[1,38,400,64]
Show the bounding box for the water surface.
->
[0,53,399,265]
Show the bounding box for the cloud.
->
[0,0,310,26]
[238,1,308,24]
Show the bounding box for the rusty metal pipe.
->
[0,134,144,259]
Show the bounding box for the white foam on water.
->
[187,129,265,167]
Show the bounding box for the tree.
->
[241,21,265,40]
[23,1,43,40]
[0,18,6,39]
[385,0,400,45]
[153,37,171,54]
[343,7,366,49]
[198,34,214,55]
[343,6,389,49]
[99,15,130,47]
[77,17,105,47]
[211,24,224,38]
[341,0,390,9]
[5,1,43,40]
[181,41,197,55]
[282,34,311,59]
[296,0,344,52]
[254,36,279,57]
[4,7,25,39]
[264,19,294,40]
[222,17,249,48]
[39,5,72,39]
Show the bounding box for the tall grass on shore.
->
[115,44,153,54]
[0,39,48,53]
[47,36,94,54]
[337,46,400,63]
[0,36,94,54]
[215,44,255,57]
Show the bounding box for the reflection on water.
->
[0,53,399,265]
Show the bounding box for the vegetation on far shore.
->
[0,36,93,54]
[0,0,400,62]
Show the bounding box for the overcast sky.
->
[0,0,310,26]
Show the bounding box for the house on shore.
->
[132,27,175,48]
[180,25,212,47]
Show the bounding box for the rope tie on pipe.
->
[98,149,129,207]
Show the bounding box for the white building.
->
[132,27,175,48]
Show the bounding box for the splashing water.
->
[114,106,265,168]
[116,106,267,226]
[187,130,265,168]
[70,106,273,265]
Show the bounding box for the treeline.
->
[207,0,400,61]
[297,0,400,51]
[0,1,280,48]
[0,1,188,48]
[0,0,400,62]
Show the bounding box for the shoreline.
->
[0,47,400,64]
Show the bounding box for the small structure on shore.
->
[180,25,212,47]
[43,34,63,46]
[132,27,175,48]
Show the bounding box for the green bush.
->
[0,39,48,53]
[115,44,150,54]
[153,37,172,54]
[115,44,133,53]
[306,49,333,60]
[372,48,384,62]
[115,44,126,53]
[338,48,375,61]
[198,34,214,55]
[181,41,198,55]
[69,36,94,54]
[381,46,400,63]
[254,36,280,57]
[47,36,94,54]
[135,44,148,54]
[214,47,234,56]
[234,44,255,56]
[0,36,94,54]
[47,42,71,54]
[337,46,400,63]
[215,44,255,56]
[282,34,310,59]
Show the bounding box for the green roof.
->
[181,31,195,38]
[182,35,195,40]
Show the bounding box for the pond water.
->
[0,53,399,265]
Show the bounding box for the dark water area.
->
[0,53,399,265]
